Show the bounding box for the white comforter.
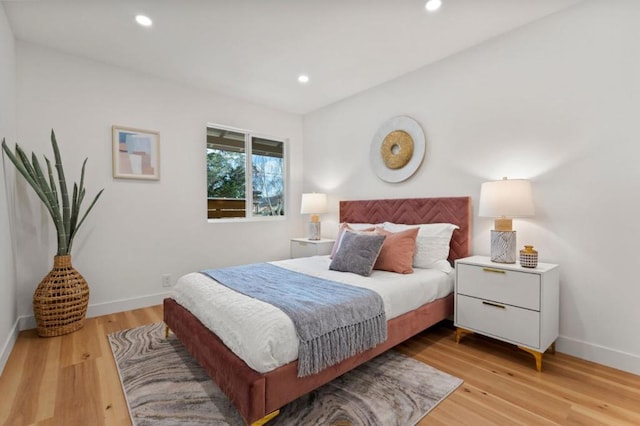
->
[172,255,453,373]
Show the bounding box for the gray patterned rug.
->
[109,322,462,426]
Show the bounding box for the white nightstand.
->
[290,238,335,258]
[454,255,559,372]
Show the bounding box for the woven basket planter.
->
[33,255,90,337]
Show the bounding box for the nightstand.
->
[290,238,335,258]
[454,255,559,372]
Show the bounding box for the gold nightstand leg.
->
[518,346,543,372]
[455,327,474,343]
[164,324,170,339]
[548,341,556,354]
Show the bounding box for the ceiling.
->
[3,0,582,115]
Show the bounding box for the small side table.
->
[454,255,559,372]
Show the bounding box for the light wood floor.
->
[1,305,638,425]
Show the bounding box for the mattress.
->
[172,255,454,373]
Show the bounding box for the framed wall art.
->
[112,126,160,180]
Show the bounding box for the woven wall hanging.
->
[369,116,426,183]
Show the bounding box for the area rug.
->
[109,322,462,426]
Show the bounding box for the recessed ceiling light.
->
[135,15,153,27]
[425,0,442,12]
[297,74,310,84]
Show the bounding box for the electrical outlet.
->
[161,274,171,288]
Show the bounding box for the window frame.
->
[206,122,288,223]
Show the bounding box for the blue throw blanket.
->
[201,263,387,377]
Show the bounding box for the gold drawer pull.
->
[482,267,505,274]
[482,301,506,309]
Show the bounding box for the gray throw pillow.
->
[329,231,386,277]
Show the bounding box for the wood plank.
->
[59,317,102,368]
[1,307,639,425]
[404,323,640,425]
[54,358,104,425]
[0,330,28,425]
[414,330,640,420]
[95,318,132,426]
[0,329,61,425]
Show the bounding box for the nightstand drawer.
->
[291,241,318,258]
[457,263,540,311]
[456,294,540,348]
[290,238,334,258]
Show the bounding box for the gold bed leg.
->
[164,324,170,339]
[455,327,474,343]
[250,410,280,426]
[518,346,544,372]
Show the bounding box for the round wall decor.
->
[370,116,425,183]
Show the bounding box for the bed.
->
[164,196,471,425]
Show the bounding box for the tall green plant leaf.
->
[2,141,57,222]
[50,130,71,252]
[1,131,103,256]
[45,157,59,213]
[69,158,88,239]
[68,188,104,253]
[70,183,79,237]
[31,153,66,253]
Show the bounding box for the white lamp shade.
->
[300,193,328,215]
[478,178,534,218]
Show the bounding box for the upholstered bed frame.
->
[163,196,471,425]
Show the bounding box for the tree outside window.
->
[207,126,285,219]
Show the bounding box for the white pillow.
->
[382,222,459,273]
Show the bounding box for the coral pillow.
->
[382,222,459,273]
[373,227,419,274]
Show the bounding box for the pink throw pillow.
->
[373,227,419,274]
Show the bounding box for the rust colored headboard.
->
[339,197,472,262]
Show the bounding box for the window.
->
[206,124,285,220]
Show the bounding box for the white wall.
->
[0,4,18,374]
[7,0,639,377]
[13,42,304,326]
[303,0,640,375]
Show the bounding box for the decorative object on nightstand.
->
[454,256,559,372]
[479,177,534,263]
[520,245,538,268]
[290,238,335,258]
[300,193,328,240]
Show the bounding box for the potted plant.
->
[1,130,103,337]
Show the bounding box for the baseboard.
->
[17,291,172,332]
[0,318,20,376]
[556,335,640,376]
[85,291,171,318]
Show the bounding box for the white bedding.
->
[172,255,454,373]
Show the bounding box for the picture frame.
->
[112,126,160,180]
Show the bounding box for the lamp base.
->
[494,217,513,232]
[490,230,517,263]
[308,221,321,240]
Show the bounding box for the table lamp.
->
[300,193,328,240]
[479,177,534,263]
